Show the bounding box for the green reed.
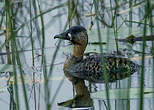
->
[149,0,154,108]
[94,0,111,110]
[10,6,20,110]
[0,0,153,110]
[29,0,37,110]
[5,1,21,110]
[1,0,67,110]
[140,1,152,110]
[37,2,49,110]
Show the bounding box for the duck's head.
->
[54,26,88,57]
[54,26,88,46]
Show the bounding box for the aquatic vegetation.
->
[0,0,153,110]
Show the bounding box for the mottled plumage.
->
[54,26,139,83]
[67,54,138,83]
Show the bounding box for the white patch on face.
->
[68,33,72,40]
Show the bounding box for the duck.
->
[54,26,138,97]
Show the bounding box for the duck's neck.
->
[73,44,86,58]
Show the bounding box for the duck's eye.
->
[68,33,72,40]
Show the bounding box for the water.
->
[0,0,153,110]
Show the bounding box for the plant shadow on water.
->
[0,0,153,110]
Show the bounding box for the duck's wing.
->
[69,54,139,83]
[69,54,103,83]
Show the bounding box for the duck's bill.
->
[54,32,69,40]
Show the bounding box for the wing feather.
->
[69,54,138,83]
